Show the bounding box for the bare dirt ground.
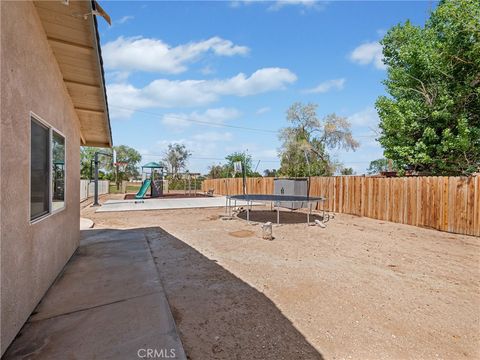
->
[82,194,480,360]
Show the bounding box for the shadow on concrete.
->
[237,209,324,224]
[3,226,323,360]
[143,226,324,360]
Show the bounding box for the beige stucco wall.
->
[1,1,81,354]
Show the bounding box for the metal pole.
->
[277,205,279,224]
[307,202,310,225]
[92,151,113,207]
[93,152,99,206]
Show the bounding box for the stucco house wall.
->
[1,1,82,354]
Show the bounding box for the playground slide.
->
[135,179,151,199]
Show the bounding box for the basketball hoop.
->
[114,162,128,172]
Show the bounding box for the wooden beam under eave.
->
[80,132,86,145]
[83,141,111,148]
[75,107,104,114]
[65,79,101,88]
[47,36,94,55]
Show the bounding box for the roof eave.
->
[89,0,112,148]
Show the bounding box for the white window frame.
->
[30,112,67,224]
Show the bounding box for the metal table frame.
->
[226,194,327,225]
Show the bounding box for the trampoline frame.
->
[226,194,327,225]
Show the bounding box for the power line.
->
[109,105,378,138]
[110,106,277,134]
[141,154,281,163]
[141,153,373,164]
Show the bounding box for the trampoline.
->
[227,194,327,225]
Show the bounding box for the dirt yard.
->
[82,194,480,360]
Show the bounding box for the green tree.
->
[263,169,277,177]
[278,102,359,177]
[80,147,95,179]
[367,158,390,175]
[163,143,191,177]
[80,147,110,179]
[207,164,225,179]
[340,167,354,175]
[376,0,480,175]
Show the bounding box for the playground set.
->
[135,162,165,199]
[134,163,201,200]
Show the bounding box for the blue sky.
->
[98,0,436,174]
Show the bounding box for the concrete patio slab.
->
[95,196,261,213]
[4,293,183,360]
[3,228,187,360]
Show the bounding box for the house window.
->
[30,115,66,221]
[30,118,50,220]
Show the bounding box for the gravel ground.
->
[82,194,480,360]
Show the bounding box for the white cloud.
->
[347,107,379,127]
[258,149,278,158]
[268,0,325,11]
[232,0,324,11]
[105,70,130,83]
[200,66,215,75]
[154,130,233,158]
[103,36,249,74]
[161,107,241,131]
[192,131,233,142]
[346,107,381,150]
[256,106,271,115]
[304,78,345,94]
[107,67,297,118]
[349,41,386,70]
[116,15,134,24]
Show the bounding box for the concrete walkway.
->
[3,228,187,360]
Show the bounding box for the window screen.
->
[31,118,50,220]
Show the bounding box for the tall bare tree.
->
[279,102,359,176]
[163,143,191,177]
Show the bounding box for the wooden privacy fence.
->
[202,176,480,237]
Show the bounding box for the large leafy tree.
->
[376,0,480,175]
[163,143,191,177]
[80,147,96,179]
[278,102,359,177]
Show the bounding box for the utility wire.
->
[140,153,373,164]
[109,105,378,138]
[110,106,276,134]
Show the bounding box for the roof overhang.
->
[34,0,112,148]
